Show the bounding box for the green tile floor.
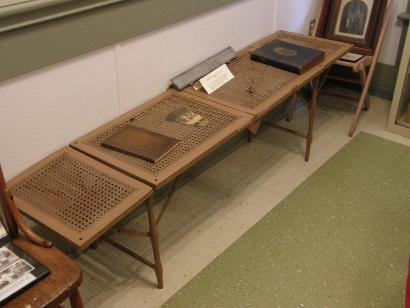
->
[163,133,410,308]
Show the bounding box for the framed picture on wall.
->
[316,0,387,55]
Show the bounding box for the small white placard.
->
[200,64,234,94]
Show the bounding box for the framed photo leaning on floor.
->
[315,0,387,55]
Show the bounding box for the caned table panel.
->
[71,90,253,188]
[184,31,352,117]
[8,148,152,250]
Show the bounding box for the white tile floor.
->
[76,88,410,308]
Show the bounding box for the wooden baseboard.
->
[330,62,398,100]
[406,104,410,124]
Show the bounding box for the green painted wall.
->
[0,0,238,82]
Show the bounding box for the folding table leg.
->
[348,0,391,137]
[264,77,319,162]
[305,78,319,162]
[156,176,180,225]
[69,288,84,308]
[103,195,164,289]
[286,93,298,122]
[246,120,262,143]
[247,130,253,143]
[317,68,330,94]
[358,64,370,111]
[147,195,163,289]
[349,78,370,137]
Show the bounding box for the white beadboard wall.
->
[0,0,275,180]
[0,0,406,180]
[275,0,320,34]
[116,0,275,112]
[0,47,120,180]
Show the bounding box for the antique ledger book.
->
[251,40,325,74]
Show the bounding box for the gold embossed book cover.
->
[251,40,324,74]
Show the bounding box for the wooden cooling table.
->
[184,31,352,161]
[71,89,252,237]
[8,148,164,288]
[6,32,350,291]
[71,90,252,189]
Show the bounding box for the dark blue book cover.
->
[251,40,325,75]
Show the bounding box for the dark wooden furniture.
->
[0,165,84,308]
[185,31,352,161]
[315,0,388,56]
[7,148,163,289]
[4,239,83,308]
[313,0,392,137]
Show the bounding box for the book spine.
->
[300,53,325,74]
[101,143,156,163]
[250,53,300,74]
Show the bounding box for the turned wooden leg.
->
[305,78,319,162]
[147,196,163,289]
[69,289,84,308]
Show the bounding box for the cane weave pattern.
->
[12,153,136,232]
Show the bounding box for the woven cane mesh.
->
[12,153,136,233]
[210,55,297,109]
[84,94,239,175]
[209,33,341,110]
[276,32,341,57]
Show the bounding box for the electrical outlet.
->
[309,19,316,36]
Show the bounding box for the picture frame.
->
[316,0,387,55]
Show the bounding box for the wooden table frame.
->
[8,148,164,289]
[71,90,253,262]
[103,195,163,289]
[268,77,320,161]
[185,31,352,162]
[1,163,84,307]
[70,32,350,287]
[6,32,351,291]
[71,90,252,189]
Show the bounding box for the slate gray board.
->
[170,47,237,90]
